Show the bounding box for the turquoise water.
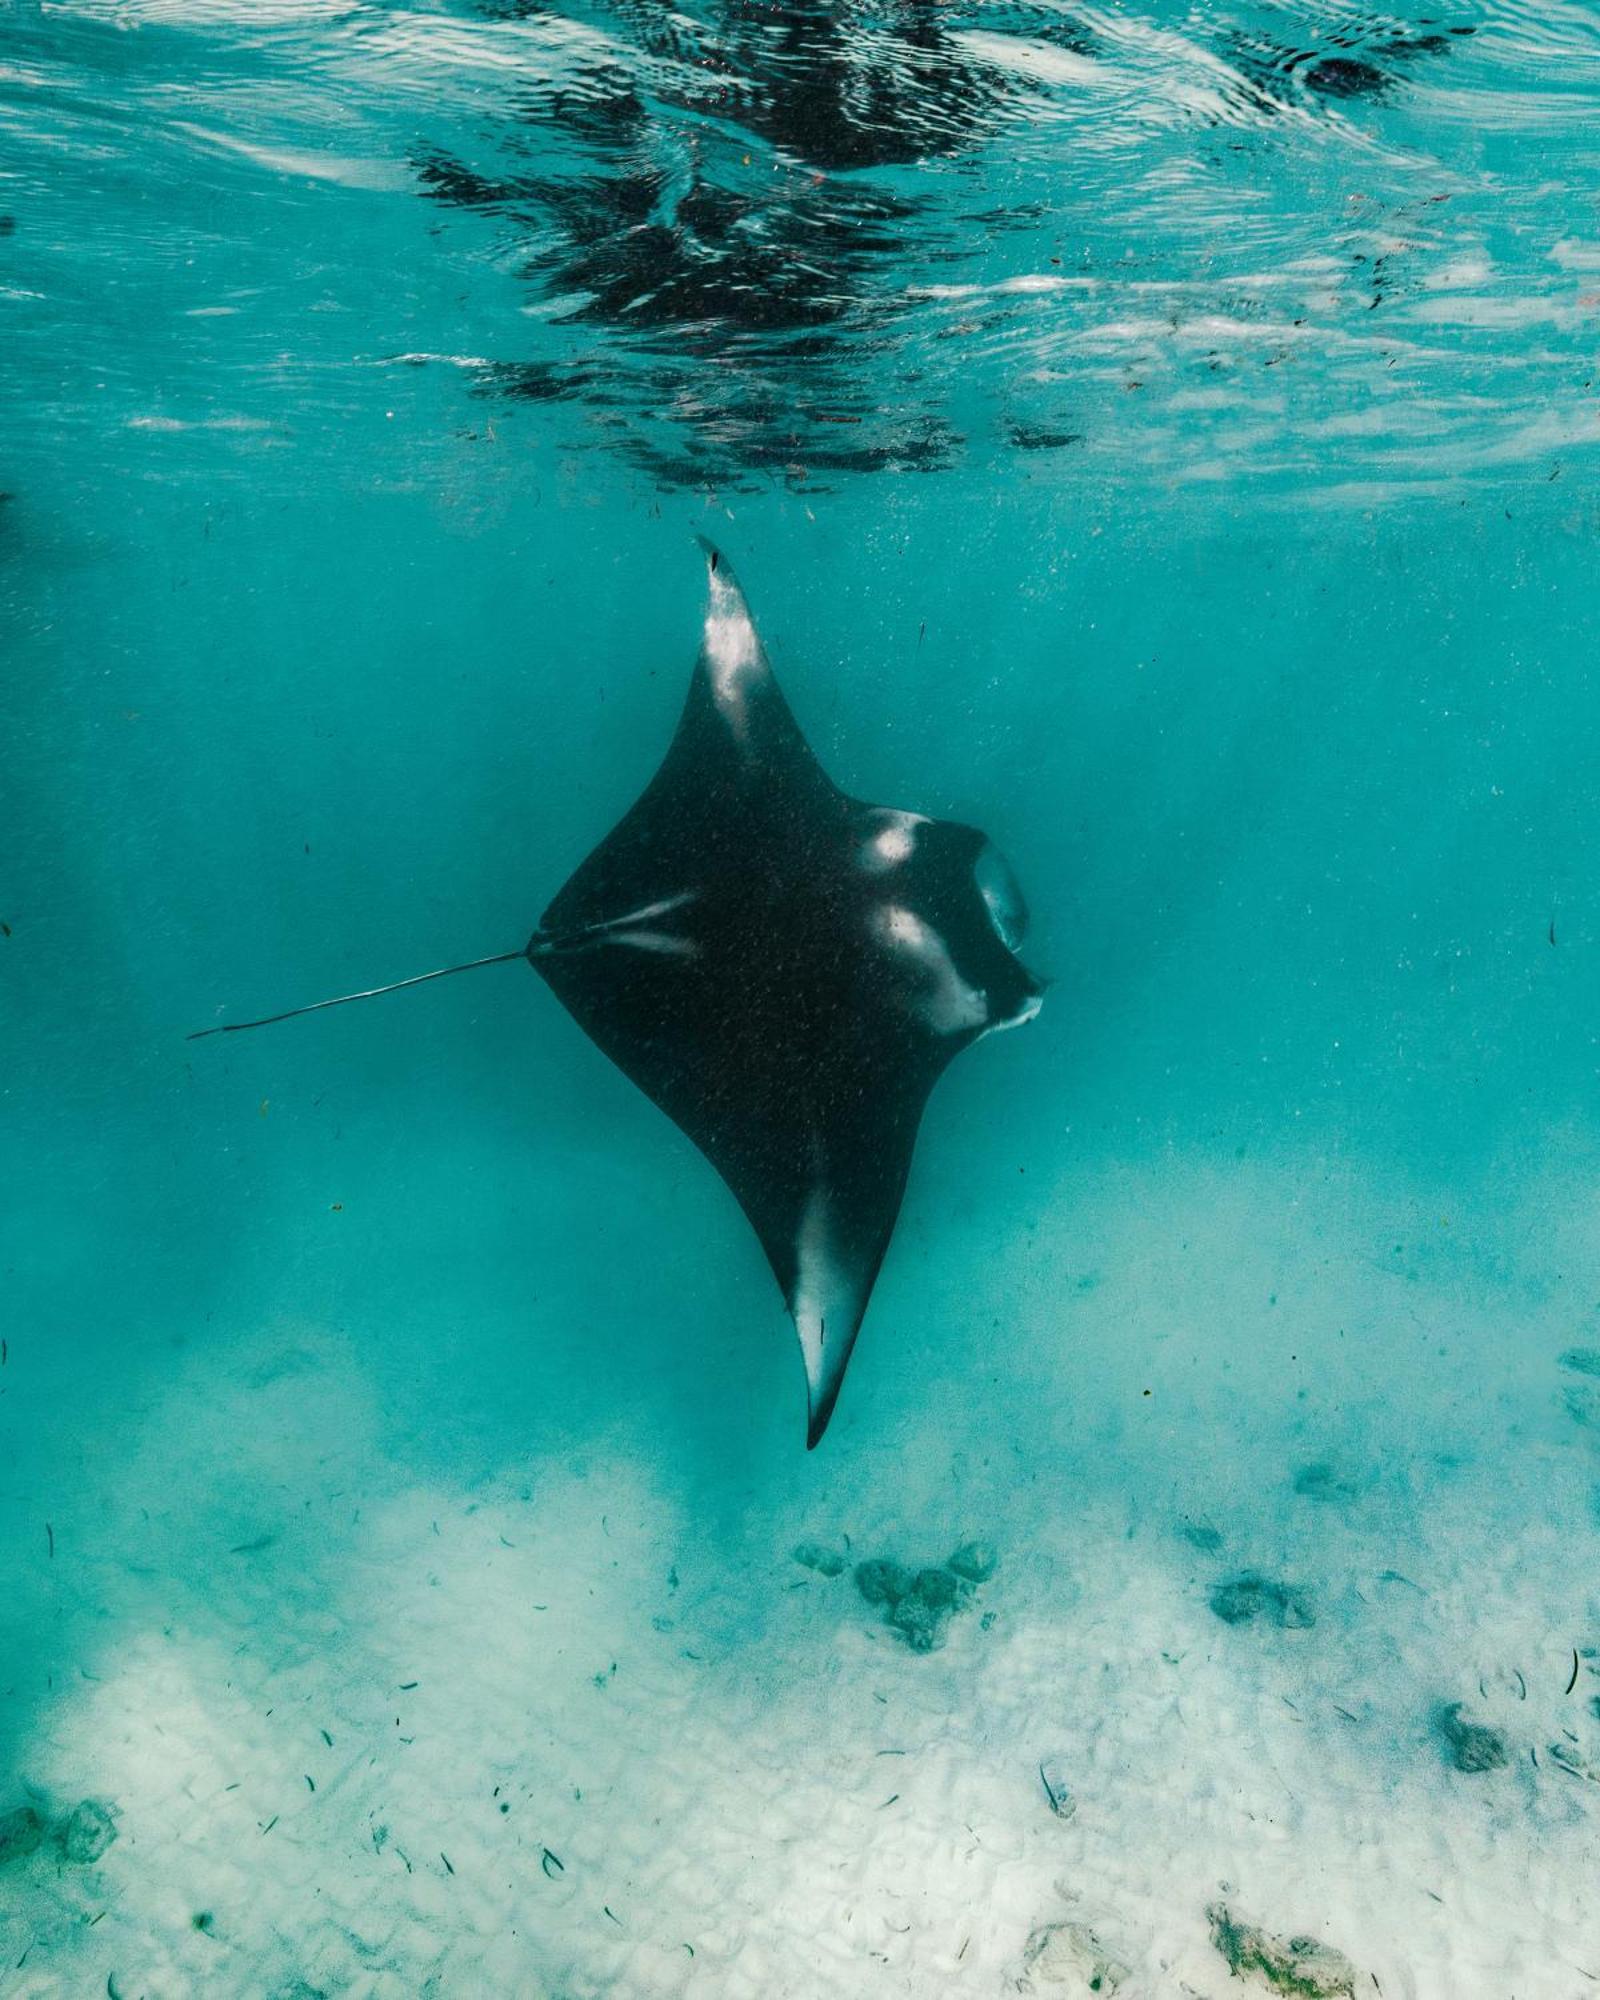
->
[4,3,1600,1995]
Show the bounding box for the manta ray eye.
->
[974,841,1029,953]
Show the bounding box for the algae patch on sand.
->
[1207,1905,1359,1997]
[1434,1701,1509,1773]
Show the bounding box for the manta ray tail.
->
[186,894,704,1040]
[186,949,526,1039]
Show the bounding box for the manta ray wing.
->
[540,539,833,940]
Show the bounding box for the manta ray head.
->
[858,807,1044,1042]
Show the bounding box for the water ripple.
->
[3,0,1598,500]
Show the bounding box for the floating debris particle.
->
[1038,1757,1076,1820]
[541,1847,564,1878]
[1548,1740,1600,1783]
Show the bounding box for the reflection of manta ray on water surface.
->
[192,542,1043,1444]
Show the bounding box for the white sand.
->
[3,1151,1598,1998]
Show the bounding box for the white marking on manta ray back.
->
[875,904,989,1034]
[859,810,928,873]
[703,569,763,735]
[598,891,697,929]
[538,890,700,958]
[601,931,699,957]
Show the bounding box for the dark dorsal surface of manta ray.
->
[193,542,1044,1445]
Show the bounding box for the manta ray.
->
[193,542,1043,1444]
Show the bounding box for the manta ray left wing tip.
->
[791,1239,878,1450]
[804,1359,852,1448]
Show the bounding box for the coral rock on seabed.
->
[59,1799,119,1863]
[1015,1919,1129,1994]
[1207,1906,1359,1997]
[854,1544,998,1650]
[890,1572,959,1653]
[854,1558,914,1606]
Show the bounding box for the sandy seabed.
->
[2,1153,1598,2000]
